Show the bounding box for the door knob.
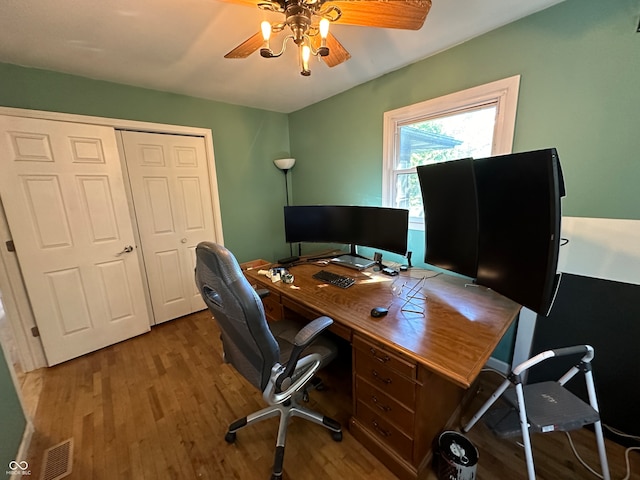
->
[116,245,134,256]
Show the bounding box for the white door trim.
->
[0,107,224,370]
[0,199,48,371]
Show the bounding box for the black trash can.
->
[435,431,478,480]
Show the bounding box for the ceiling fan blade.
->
[224,31,264,59]
[214,0,265,7]
[312,33,351,67]
[324,0,432,30]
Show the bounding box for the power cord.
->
[565,424,640,480]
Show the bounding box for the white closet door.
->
[0,115,151,365]
[120,131,213,324]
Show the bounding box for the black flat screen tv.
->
[284,205,409,256]
[416,148,565,316]
[417,158,478,278]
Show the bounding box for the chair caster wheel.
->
[331,430,343,442]
[224,431,236,443]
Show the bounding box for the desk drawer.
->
[282,296,352,341]
[262,295,283,322]
[356,400,414,462]
[356,376,415,435]
[355,350,416,408]
[353,335,416,380]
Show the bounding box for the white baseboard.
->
[16,420,34,462]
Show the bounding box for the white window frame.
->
[382,75,521,230]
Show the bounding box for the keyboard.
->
[312,270,356,289]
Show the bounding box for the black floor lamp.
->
[274,157,296,255]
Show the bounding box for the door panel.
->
[78,175,120,242]
[121,131,212,323]
[22,175,73,247]
[0,115,151,365]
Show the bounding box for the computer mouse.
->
[370,307,388,318]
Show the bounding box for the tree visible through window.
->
[383,76,520,230]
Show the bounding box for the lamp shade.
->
[273,158,296,170]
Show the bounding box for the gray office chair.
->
[463,345,610,480]
[195,242,342,480]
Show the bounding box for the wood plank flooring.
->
[23,310,639,479]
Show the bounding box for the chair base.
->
[225,394,342,479]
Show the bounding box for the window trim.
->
[382,75,521,230]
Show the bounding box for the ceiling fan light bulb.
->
[319,18,330,39]
[301,44,311,71]
[261,21,272,41]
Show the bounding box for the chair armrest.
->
[293,316,333,346]
[275,316,333,392]
[512,344,594,378]
[552,345,592,359]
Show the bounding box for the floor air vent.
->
[40,438,73,480]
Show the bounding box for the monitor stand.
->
[330,254,375,271]
[330,245,375,271]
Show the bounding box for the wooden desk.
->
[244,262,520,479]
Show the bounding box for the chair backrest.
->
[195,242,279,391]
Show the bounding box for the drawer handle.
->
[370,348,390,363]
[371,396,391,412]
[371,370,392,384]
[372,420,391,437]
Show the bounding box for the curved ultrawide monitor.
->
[284,205,409,255]
[417,158,478,278]
[474,148,564,316]
[415,148,565,316]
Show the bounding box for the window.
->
[383,76,520,230]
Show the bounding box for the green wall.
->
[288,0,640,362]
[0,63,292,263]
[289,0,640,219]
[0,346,25,471]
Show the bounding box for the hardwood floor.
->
[24,311,639,479]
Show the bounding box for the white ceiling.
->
[0,0,565,113]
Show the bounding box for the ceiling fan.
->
[218,0,432,75]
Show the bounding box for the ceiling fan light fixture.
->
[317,17,330,56]
[225,0,431,71]
[287,4,311,45]
[253,2,336,76]
[260,20,273,57]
